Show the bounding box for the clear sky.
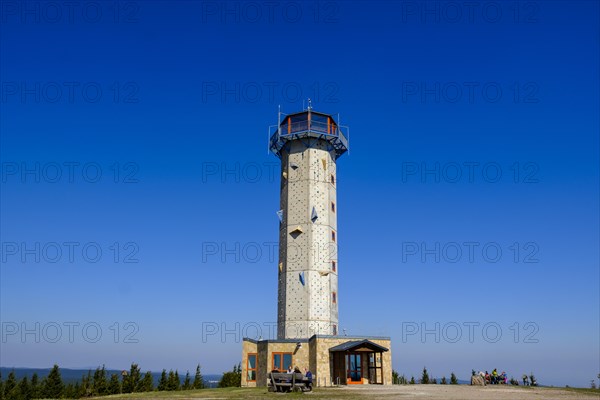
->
[1,0,598,388]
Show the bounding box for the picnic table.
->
[268,372,313,392]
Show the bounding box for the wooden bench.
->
[268,372,312,392]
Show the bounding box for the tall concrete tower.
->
[269,104,349,340]
[241,107,390,388]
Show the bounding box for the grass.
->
[561,387,600,395]
[91,387,360,400]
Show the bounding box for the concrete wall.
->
[241,340,257,387]
[278,139,339,339]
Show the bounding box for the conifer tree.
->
[4,371,17,397]
[121,371,130,393]
[64,382,77,399]
[19,377,31,399]
[193,364,205,389]
[140,371,154,392]
[450,372,458,384]
[108,373,122,394]
[122,363,142,393]
[441,376,447,384]
[93,365,108,395]
[5,379,21,400]
[80,370,92,397]
[167,370,180,390]
[43,364,64,399]
[167,370,175,390]
[421,367,429,384]
[132,363,143,393]
[409,376,415,384]
[182,371,191,390]
[30,372,41,398]
[73,381,82,398]
[157,370,168,391]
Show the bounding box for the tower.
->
[240,106,391,388]
[269,104,349,339]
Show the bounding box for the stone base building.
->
[241,335,392,387]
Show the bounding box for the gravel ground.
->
[331,385,600,399]
[93,385,600,399]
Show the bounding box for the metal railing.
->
[281,120,339,136]
[273,123,348,148]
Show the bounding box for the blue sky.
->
[1,0,598,388]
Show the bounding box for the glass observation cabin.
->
[269,109,349,159]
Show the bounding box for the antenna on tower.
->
[307,98,312,110]
[278,105,281,133]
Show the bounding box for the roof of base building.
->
[312,335,391,340]
[242,334,391,344]
[329,339,389,353]
[243,338,310,344]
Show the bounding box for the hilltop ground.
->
[93,385,600,399]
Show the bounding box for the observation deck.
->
[269,110,349,159]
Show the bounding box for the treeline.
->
[393,368,458,385]
[0,363,206,400]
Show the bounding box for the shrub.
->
[218,364,241,388]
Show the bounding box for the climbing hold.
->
[290,162,299,170]
[299,272,305,286]
[290,226,303,238]
[311,206,318,222]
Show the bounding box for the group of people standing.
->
[477,369,536,386]
[521,374,537,386]
[483,369,507,384]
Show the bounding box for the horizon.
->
[1,0,598,390]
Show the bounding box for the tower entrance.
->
[330,339,388,385]
[346,353,363,384]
